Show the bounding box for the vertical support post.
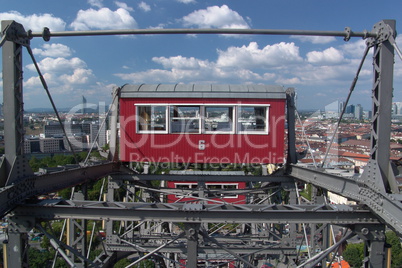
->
[3,232,29,268]
[67,191,87,268]
[1,20,32,186]
[285,184,298,257]
[321,225,330,267]
[109,87,120,162]
[286,88,297,168]
[1,20,32,268]
[105,176,118,251]
[3,216,32,268]
[355,224,386,268]
[184,223,200,267]
[366,20,397,193]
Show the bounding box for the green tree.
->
[114,258,131,268]
[28,248,52,268]
[87,178,106,201]
[343,243,364,268]
[114,258,155,268]
[386,231,402,268]
[29,156,41,171]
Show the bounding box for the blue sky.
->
[1,0,402,110]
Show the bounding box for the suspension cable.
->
[26,46,80,163]
[83,92,118,165]
[295,108,318,168]
[388,34,402,61]
[321,44,371,168]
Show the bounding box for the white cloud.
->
[341,39,368,58]
[24,54,98,105]
[25,73,56,87]
[115,53,275,84]
[60,68,94,84]
[182,5,249,29]
[291,36,336,44]
[152,56,210,69]
[115,66,266,84]
[177,0,196,3]
[114,38,380,94]
[88,0,103,8]
[306,47,345,65]
[26,57,87,74]
[217,42,303,68]
[0,11,66,31]
[276,77,302,85]
[32,43,74,58]
[70,8,138,30]
[115,1,134,12]
[293,61,365,86]
[138,2,151,12]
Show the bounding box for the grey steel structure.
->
[0,19,401,267]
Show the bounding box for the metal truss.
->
[9,175,365,267]
[0,162,118,216]
[289,165,402,235]
[11,199,379,224]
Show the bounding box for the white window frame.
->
[134,103,270,135]
[174,183,198,189]
[135,104,168,134]
[204,105,236,134]
[169,104,202,134]
[237,105,270,135]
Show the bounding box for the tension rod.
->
[26,27,377,40]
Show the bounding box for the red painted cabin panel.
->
[119,84,286,164]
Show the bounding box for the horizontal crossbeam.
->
[0,162,117,216]
[106,243,298,255]
[12,199,379,225]
[26,28,377,39]
[114,173,294,183]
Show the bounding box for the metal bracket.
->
[1,20,31,47]
[7,216,35,233]
[42,27,51,42]
[366,20,395,47]
[344,27,351,41]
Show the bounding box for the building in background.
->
[355,104,363,120]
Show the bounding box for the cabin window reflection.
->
[170,106,201,133]
[205,106,234,132]
[137,105,167,132]
[238,106,268,133]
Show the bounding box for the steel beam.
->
[12,200,379,225]
[286,88,297,166]
[365,20,398,194]
[289,165,402,236]
[1,20,33,186]
[0,162,117,217]
[354,224,386,268]
[113,173,293,183]
[106,243,298,255]
[27,27,377,39]
[184,223,200,267]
